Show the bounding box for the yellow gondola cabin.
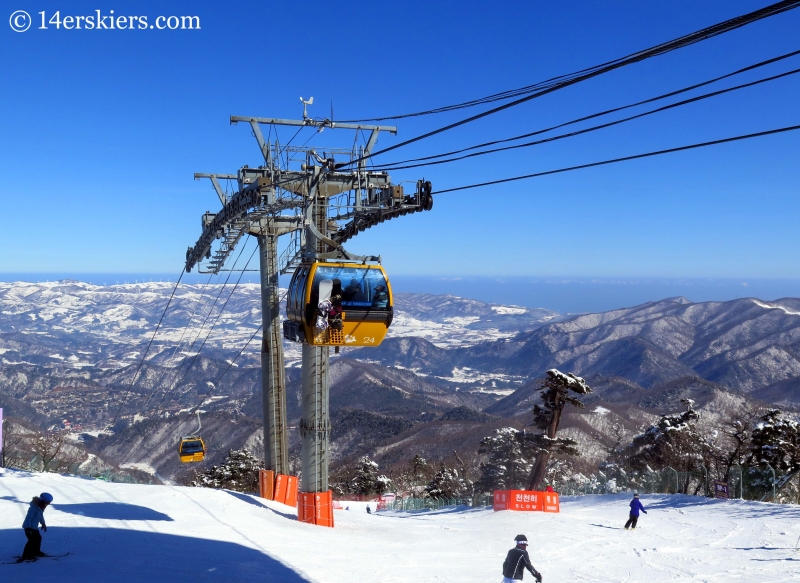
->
[283,261,393,347]
[178,437,206,463]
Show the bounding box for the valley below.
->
[2,279,800,487]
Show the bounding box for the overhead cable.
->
[371,66,800,171]
[137,272,219,415]
[431,123,800,195]
[368,49,800,170]
[124,322,263,468]
[340,1,800,123]
[143,241,252,420]
[119,253,260,468]
[109,268,185,428]
[147,242,258,425]
[336,0,800,167]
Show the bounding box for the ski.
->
[4,552,71,564]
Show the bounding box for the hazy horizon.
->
[2,273,799,314]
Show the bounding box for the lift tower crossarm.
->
[230,115,398,137]
[194,173,238,204]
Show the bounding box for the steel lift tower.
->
[185,105,433,516]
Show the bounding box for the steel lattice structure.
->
[185,110,432,501]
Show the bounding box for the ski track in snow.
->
[3,472,800,582]
[753,299,800,317]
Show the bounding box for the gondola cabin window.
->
[181,441,204,455]
[310,266,390,311]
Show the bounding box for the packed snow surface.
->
[2,469,800,582]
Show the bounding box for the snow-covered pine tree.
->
[349,456,391,496]
[625,399,704,493]
[425,463,469,498]
[526,369,591,490]
[190,449,262,493]
[476,427,538,492]
[749,409,800,473]
[411,454,429,485]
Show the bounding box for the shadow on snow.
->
[0,527,311,582]
[223,491,297,521]
[53,503,173,521]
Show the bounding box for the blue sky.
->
[1,0,799,281]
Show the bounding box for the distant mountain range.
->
[2,280,800,483]
[360,296,800,406]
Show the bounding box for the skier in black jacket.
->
[502,534,542,582]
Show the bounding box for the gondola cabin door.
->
[284,262,393,347]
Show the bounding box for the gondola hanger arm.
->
[305,220,379,263]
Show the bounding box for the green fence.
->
[550,465,792,502]
[384,493,494,511]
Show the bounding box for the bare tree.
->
[28,430,82,473]
[526,369,592,490]
[1,418,26,469]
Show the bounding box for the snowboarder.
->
[366,504,372,514]
[502,534,542,583]
[624,491,647,530]
[19,492,53,562]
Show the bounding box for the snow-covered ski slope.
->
[2,469,799,583]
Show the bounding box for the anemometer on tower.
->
[184,97,433,525]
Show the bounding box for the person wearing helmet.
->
[502,534,542,582]
[624,491,647,530]
[19,493,53,562]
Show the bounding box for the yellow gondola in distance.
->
[284,261,393,347]
[178,436,206,463]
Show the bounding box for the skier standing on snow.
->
[624,491,647,530]
[502,534,542,583]
[19,492,53,562]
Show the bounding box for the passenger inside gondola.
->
[372,285,389,308]
[342,279,369,305]
[329,280,343,331]
[311,266,390,311]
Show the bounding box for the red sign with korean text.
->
[493,490,509,511]
[542,492,560,512]
[493,490,559,513]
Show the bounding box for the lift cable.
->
[430,122,800,195]
[119,246,260,468]
[139,243,251,420]
[148,244,259,424]
[339,1,800,124]
[370,66,800,172]
[335,0,800,168]
[124,321,264,468]
[130,280,292,468]
[147,246,252,415]
[136,271,221,415]
[108,268,185,428]
[366,49,800,170]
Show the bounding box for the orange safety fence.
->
[258,470,298,507]
[284,475,299,507]
[299,492,316,524]
[259,470,274,500]
[298,490,334,527]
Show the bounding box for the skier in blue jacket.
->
[19,493,53,562]
[624,491,646,530]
